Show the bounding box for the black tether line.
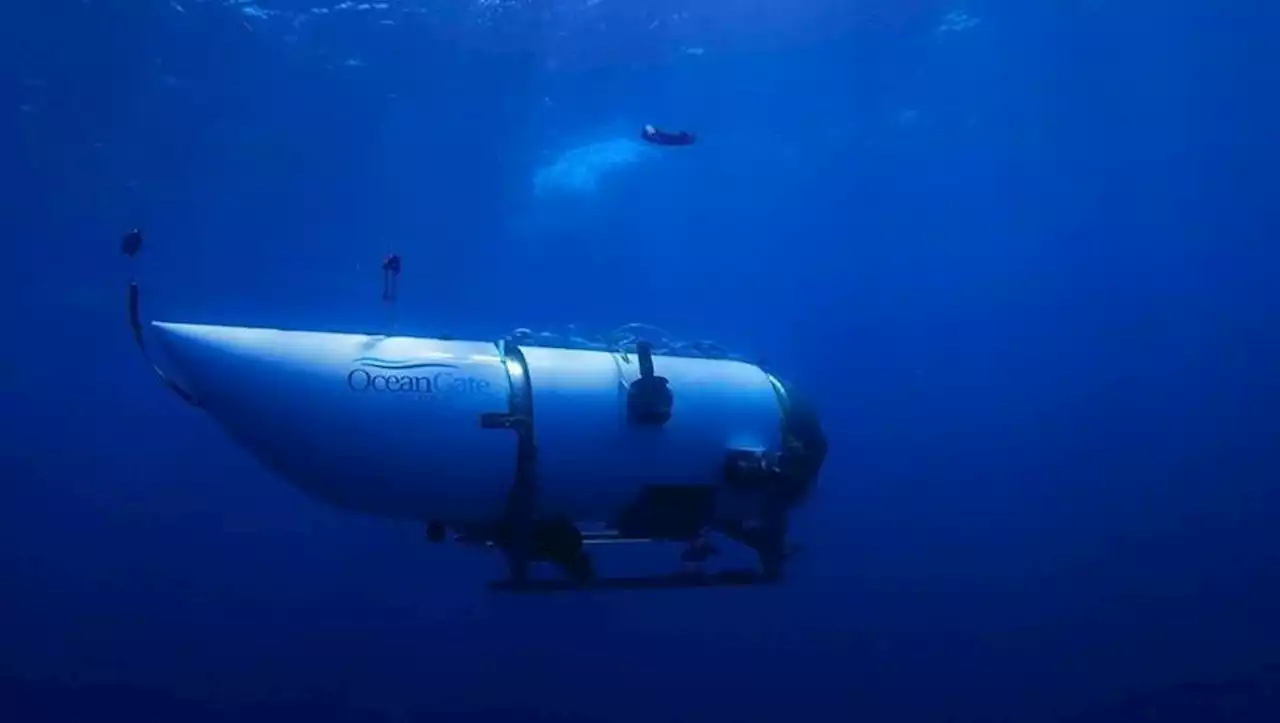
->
[128,279,199,407]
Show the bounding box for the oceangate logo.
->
[346,357,492,396]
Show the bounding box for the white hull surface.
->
[152,322,789,525]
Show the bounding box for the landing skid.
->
[453,523,800,592]
[490,567,780,593]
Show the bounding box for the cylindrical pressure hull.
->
[522,346,783,520]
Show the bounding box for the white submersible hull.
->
[150,322,822,528]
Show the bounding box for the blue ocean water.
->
[3,0,1279,721]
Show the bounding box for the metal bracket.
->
[484,342,539,583]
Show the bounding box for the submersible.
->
[126,244,827,590]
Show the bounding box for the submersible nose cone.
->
[149,322,265,400]
[144,322,518,522]
[149,322,224,400]
[147,321,337,425]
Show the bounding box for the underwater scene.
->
[3,1,1278,721]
